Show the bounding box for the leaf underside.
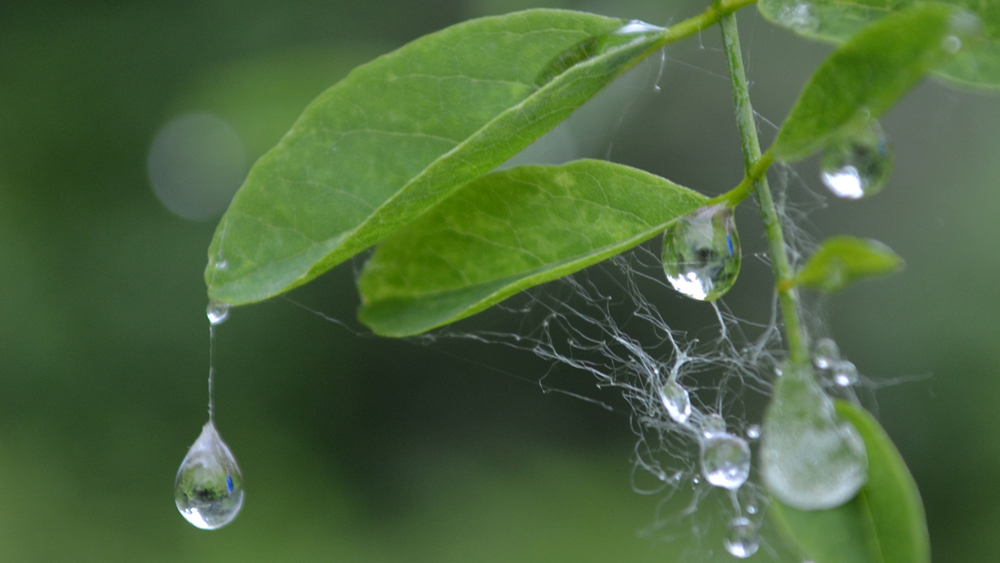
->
[759,0,1000,89]
[205,9,667,305]
[770,400,930,563]
[770,3,967,161]
[357,160,706,336]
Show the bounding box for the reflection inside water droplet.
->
[820,120,893,199]
[175,421,244,530]
[662,205,741,301]
[724,517,760,558]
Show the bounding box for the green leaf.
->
[356,160,706,336]
[794,235,904,292]
[770,400,930,563]
[205,10,668,305]
[769,3,971,162]
[758,0,1000,88]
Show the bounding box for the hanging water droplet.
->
[701,433,751,490]
[175,421,244,529]
[702,413,727,438]
[832,360,859,387]
[659,380,692,423]
[207,300,231,325]
[761,363,868,510]
[813,337,840,370]
[746,424,761,440]
[820,120,893,199]
[724,517,760,559]
[662,205,741,301]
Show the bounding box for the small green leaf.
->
[770,400,930,563]
[357,160,706,336]
[795,235,904,293]
[770,3,968,162]
[205,10,667,305]
[758,0,1000,89]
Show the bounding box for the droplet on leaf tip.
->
[820,121,892,199]
[207,300,231,325]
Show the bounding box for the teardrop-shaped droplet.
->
[820,120,893,199]
[761,363,868,510]
[175,421,244,529]
[832,360,859,387]
[662,205,741,301]
[701,432,751,490]
[724,517,760,559]
[206,300,231,325]
[659,380,692,423]
[813,337,840,370]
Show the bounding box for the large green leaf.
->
[357,160,706,336]
[794,235,904,292]
[205,10,667,304]
[758,0,1000,88]
[770,3,973,161]
[770,400,930,563]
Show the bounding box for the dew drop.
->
[820,120,893,199]
[832,360,859,387]
[776,1,819,33]
[761,364,868,510]
[215,259,228,271]
[941,35,962,54]
[206,300,231,325]
[701,433,751,490]
[746,424,761,440]
[813,337,840,370]
[724,517,760,559]
[702,413,727,438]
[746,503,758,515]
[174,421,244,529]
[659,380,692,424]
[662,205,741,301]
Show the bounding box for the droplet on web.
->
[832,360,859,387]
[813,337,840,370]
[701,433,751,490]
[662,205,741,301]
[659,380,692,423]
[174,421,244,529]
[724,516,760,558]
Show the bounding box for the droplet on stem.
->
[820,120,893,200]
[206,300,231,325]
[724,517,760,558]
[659,380,692,423]
[174,421,244,529]
[662,204,741,301]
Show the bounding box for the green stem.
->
[717,10,809,366]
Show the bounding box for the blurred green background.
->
[2,0,999,561]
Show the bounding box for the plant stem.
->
[717,10,810,366]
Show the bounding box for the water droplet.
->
[813,337,840,370]
[692,475,701,485]
[702,413,727,438]
[662,205,741,301]
[701,433,751,489]
[761,364,868,510]
[613,20,664,36]
[832,360,859,387]
[776,1,819,33]
[820,120,893,199]
[746,424,761,440]
[659,380,692,423]
[724,517,760,559]
[206,300,231,325]
[174,421,244,529]
[941,35,962,54]
[746,503,758,515]
[216,259,228,271]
